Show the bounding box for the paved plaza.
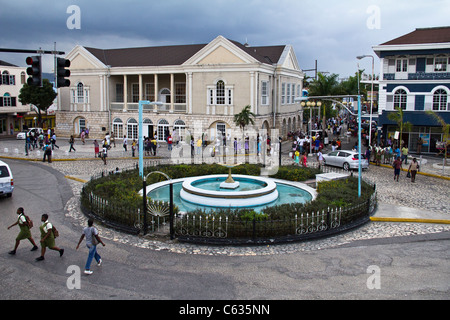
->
[0,136,449,256]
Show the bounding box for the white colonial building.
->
[0,61,31,136]
[57,36,305,142]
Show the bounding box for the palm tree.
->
[387,107,412,148]
[426,111,449,165]
[308,73,343,130]
[234,105,255,133]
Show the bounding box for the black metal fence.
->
[174,190,377,245]
[80,161,377,244]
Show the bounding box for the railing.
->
[175,185,377,245]
[109,103,187,113]
[80,162,377,244]
[383,72,450,81]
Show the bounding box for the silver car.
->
[0,160,14,198]
[322,150,369,170]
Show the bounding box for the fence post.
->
[326,207,331,230]
[252,216,256,239]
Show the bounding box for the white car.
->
[0,160,14,198]
[16,128,44,140]
[322,150,369,170]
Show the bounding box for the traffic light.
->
[56,58,71,88]
[26,56,42,86]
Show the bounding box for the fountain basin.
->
[142,175,316,213]
[180,175,278,208]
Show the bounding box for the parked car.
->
[322,150,369,171]
[16,128,44,140]
[0,160,14,198]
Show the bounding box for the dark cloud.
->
[1,0,448,76]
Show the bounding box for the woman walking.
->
[408,158,419,183]
[7,207,38,255]
[76,218,105,275]
[35,214,64,261]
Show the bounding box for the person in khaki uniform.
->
[7,207,38,255]
[35,214,64,261]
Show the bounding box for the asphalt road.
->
[0,159,449,303]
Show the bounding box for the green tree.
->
[18,79,57,127]
[387,107,412,147]
[234,105,255,134]
[308,73,343,129]
[426,111,449,165]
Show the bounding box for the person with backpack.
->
[76,218,105,275]
[35,214,64,261]
[7,207,38,255]
[42,142,52,163]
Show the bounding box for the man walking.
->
[7,207,38,255]
[35,214,64,261]
[76,218,105,275]
[123,135,128,152]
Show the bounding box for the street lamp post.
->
[357,55,375,147]
[300,100,321,155]
[296,95,362,197]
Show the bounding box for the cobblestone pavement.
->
[1,138,449,256]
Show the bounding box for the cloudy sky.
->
[1,0,449,78]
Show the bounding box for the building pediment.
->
[278,46,301,71]
[183,36,259,66]
[66,45,107,70]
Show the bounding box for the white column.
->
[99,75,104,112]
[250,71,255,113]
[188,72,193,114]
[154,74,158,112]
[139,74,143,101]
[170,73,174,113]
[123,74,128,112]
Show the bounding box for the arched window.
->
[2,71,11,85]
[433,89,448,111]
[393,89,407,110]
[207,80,233,106]
[174,119,186,141]
[112,118,123,138]
[216,80,225,105]
[2,93,12,106]
[77,83,84,103]
[127,118,138,140]
[157,119,169,141]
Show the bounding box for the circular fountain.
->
[144,163,316,213]
[180,174,279,208]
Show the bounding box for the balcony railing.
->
[109,103,186,113]
[383,72,450,81]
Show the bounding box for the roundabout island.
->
[81,163,377,245]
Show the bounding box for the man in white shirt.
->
[317,150,324,167]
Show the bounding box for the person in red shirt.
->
[167,134,173,151]
[393,156,402,182]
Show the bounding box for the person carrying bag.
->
[76,219,105,275]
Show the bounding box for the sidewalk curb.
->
[65,175,89,183]
[370,217,450,224]
[369,162,450,181]
[0,155,162,162]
